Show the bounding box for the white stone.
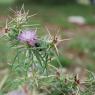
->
[77,0,90,5]
[68,16,86,25]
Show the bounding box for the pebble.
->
[68,16,86,25]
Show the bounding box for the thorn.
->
[45,26,52,40]
[59,38,71,42]
[54,44,59,55]
[28,12,38,18]
[55,29,60,38]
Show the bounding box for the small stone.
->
[68,16,86,25]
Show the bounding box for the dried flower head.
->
[46,27,70,55]
[8,5,37,26]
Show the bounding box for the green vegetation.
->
[0,4,95,68]
[0,4,95,70]
[16,0,76,5]
[0,4,95,27]
[0,4,95,94]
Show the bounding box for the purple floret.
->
[18,30,38,46]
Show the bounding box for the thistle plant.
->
[1,6,95,95]
[2,6,62,94]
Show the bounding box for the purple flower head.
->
[18,30,38,46]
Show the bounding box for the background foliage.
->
[16,0,77,5]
